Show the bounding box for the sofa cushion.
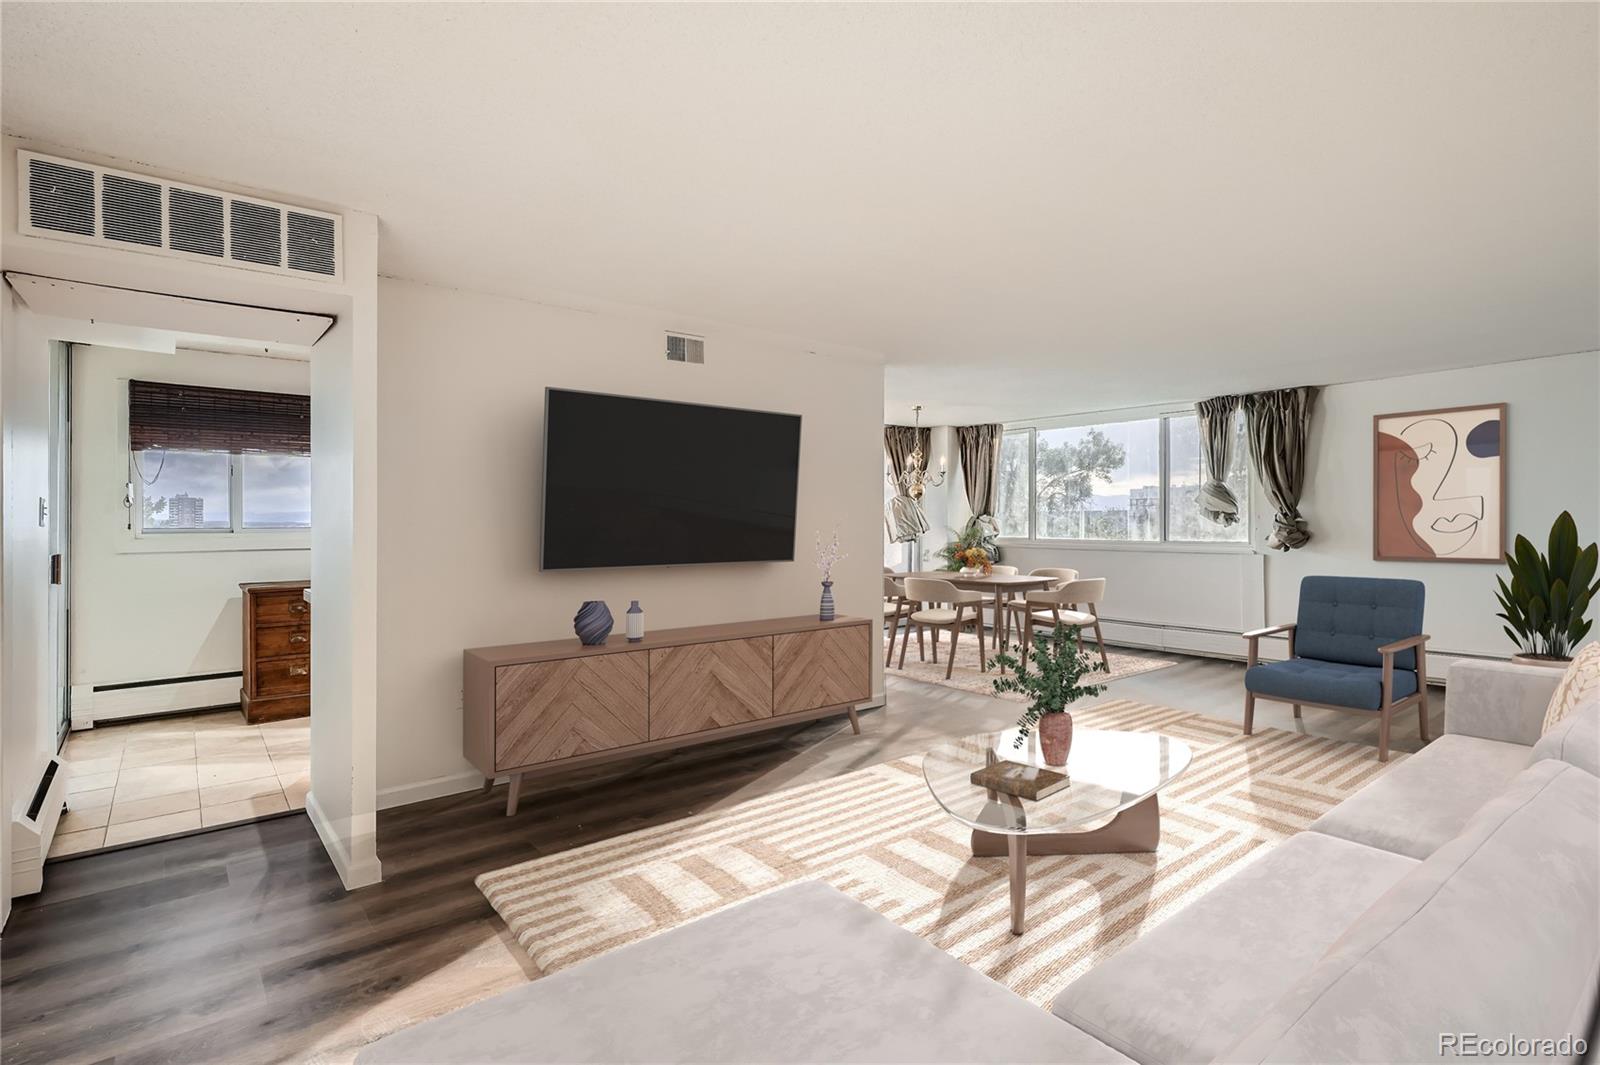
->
[355,880,1132,1064]
[1294,575,1426,670]
[1245,658,1417,711]
[1532,692,1600,776]
[1225,759,1600,1064]
[1543,642,1600,733]
[1308,734,1532,859]
[1051,832,1417,1065]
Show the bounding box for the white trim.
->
[377,769,485,811]
[305,790,383,890]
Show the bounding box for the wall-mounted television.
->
[541,389,802,570]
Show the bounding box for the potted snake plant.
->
[989,624,1108,766]
[1495,511,1598,667]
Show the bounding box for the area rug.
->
[885,628,1176,697]
[477,699,1402,1008]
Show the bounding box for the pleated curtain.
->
[955,424,1004,520]
[1194,395,1241,526]
[1243,387,1319,550]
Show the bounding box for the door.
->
[46,341,72,748]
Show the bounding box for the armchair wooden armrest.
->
[1243,622,1295,667]
[1376,634,1429,656]
[1378,634,1430,706]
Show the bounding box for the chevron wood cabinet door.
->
[649,637,774,740]
[494,653,648,771]
[773,623,870,715]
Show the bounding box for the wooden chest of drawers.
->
[241,580,311,723]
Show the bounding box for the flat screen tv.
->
[541,389,802,570]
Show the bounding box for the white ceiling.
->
[3,3,1595,424]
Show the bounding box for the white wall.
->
[1001,351,1600,663]
[375,277,885,807]
[69,345,310,698]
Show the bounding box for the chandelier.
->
[895,405,946,501]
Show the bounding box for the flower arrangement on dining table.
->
[953,544,992,575]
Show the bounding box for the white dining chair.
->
[1004,577,1111,670]
[900,577,987,679]
[882,575,915,665]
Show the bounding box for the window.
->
[995,430,1031,538]
[137,449,311,534]
[995,410,1249,545]
[241,453,312,529]
[139,450,232,530]
[1035,419,1161,541]
[129,378,311,537]
[1166,413,1249,543]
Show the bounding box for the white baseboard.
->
[75,675,241,725]
[377,769,485,811]
[305,790,383,890]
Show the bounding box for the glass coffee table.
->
[923,727,1192,934]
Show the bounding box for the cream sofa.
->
[359,660,1598,1064]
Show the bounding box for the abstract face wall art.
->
[1374,404,1505,562]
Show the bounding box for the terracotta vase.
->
[1038,711,1073,767]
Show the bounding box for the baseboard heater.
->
[12,755,66,894]
[1095,617,1489,686]
[74,671,243,728]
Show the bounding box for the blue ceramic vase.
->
[574,601,613,645]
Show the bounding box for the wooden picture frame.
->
[1373,403,1505,563]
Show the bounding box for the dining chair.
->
[1004,577,1110,670]
[988,565,1019,576]
[900,577,986,680]
[882,575,916,665]
[1028,566,1078,589]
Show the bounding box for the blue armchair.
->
[1243,576,1431,762]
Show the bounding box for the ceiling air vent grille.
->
[168,187,224,258]
[286,212,337,276]
[101,173,162,247]
[27,157,95,236]
[665,333,705,364]
[16,150,341,282]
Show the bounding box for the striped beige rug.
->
[885,630,1176,699]
[478,700,1400,1007]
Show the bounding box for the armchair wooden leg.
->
[1378,705,1393,763]
[1292,703,1302,719]
[1417,645,1432,744]
[1243,691,1255,736]
[1417,691,1432,744]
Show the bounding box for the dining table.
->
[897,570,1058,670]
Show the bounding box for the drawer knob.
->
[290,634,308,644]
[290,603,308,614]
[288,666,309,677]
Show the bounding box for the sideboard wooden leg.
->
[846,705,861,735]
[505,773,523,817]
[482,777,493,794]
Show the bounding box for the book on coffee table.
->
[969,760,1070,801]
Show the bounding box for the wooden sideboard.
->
[240,580,311,724]
[464,616,872,815]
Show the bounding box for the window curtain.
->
[883,424,931,544]
[883,425,930,483]
[129,379,310,455]
[1194,395,1241,526]
[1243,387,1318,550]
[955,424,1003,519]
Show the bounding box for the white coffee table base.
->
[971,794,1161,934]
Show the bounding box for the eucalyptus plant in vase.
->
[989,624,1108,766]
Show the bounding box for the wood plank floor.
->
[0,655,1438,1065]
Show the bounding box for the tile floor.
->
[48,708,309,859]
